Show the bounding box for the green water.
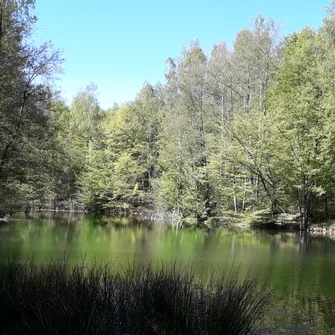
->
[1,212,335,334]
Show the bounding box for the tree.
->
[205,16,280,215]
[268,28,326,229]
[80,83,162,210]
[0,0,63,213]
[157,41,218,223]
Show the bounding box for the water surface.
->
[0,212,335,334]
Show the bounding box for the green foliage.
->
[0,0,63,212]
[3,2,335,229]
[156,41,216,223]
[266,27,335,227]
[80,83,162,210]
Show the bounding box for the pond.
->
[0,211,335,334]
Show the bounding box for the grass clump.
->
[0,258,271,334]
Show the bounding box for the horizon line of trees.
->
[2,0,335,229]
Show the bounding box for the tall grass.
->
[0,258,271,334]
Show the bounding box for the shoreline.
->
[2,204,335,235]
[3,209,335,235]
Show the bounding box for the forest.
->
[2,0,335,229]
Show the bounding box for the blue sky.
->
[34,0,331,109]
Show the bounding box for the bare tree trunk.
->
[233,172,238,212]
[233,194,238,212]
[242,178,247,211]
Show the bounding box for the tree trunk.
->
[300,210,308,231]
[300,193,310,231]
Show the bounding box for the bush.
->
[0,258,271,334]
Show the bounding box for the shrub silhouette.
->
[0,258,271,334]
